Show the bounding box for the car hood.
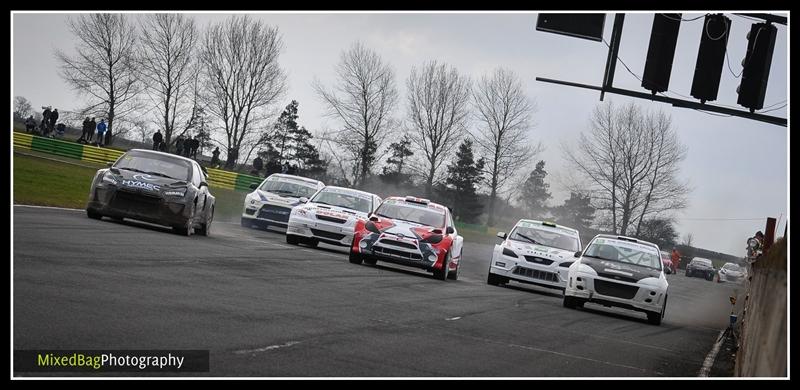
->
[375,218,446,241]
[110,169,189,193]
[580,256,662,283]
[301,203,368,221]
[253,190,305,206]
[505,240,575,262]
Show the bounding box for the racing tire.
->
[705,272,714,281]
[286,234,300,245]
[487,272,507,286]
[87,209,103,220]
[349,251,364,265]
[685,270,692,277]
[447,262,459,280]
[363,256,377,266]
[241,218,253,228]
[432,254,450,281]
[563,295,578,309]
[306,239,319,248]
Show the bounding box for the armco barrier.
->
[13,132,263,192]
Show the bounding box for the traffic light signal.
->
[690,14,731,103]
[737,22,778,112]
[642,14,682,95]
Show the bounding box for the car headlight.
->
[164,190,186,197]
[502,247,518,258]
[101,172,118,185]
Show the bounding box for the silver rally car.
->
[487,220,582,291]
[241,173,324,231]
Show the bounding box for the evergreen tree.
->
[519,160,551,218]
[552,192,595,232]
[445,139,485,223]
[380,135,414,185]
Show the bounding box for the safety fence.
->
[13,132,263,192]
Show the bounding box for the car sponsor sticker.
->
[121,180,160,191]
[518,221,577,236]
[598,238,659,255]
[316,209,350,220]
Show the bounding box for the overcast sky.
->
[11,11,788,256]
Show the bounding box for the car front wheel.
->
[432,254,450,281]
[349,251,363,265]
[87,209,102,220]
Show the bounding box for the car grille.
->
[373,246,422,260]
[258,205,291,223]
[523,256,554,265]
[512,267,559,282]
[596,272,639,283]
[310,228,346,241]
[111,190,162,214]
[316,214,347,224]
[379,239,418,250]
[594,279,639,299]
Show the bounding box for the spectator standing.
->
[96,119,107,146]
[40,107,51,136]
[252,156,263,175]
[190,136,200,159]
[211,147,220,168]
[175,136,185,156]
[152,130,163,151]
[49,109,59,134]
[25,116,36,133]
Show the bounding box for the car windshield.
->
[583,239,662,270]
[509,225,580,252]
[374,201,445,228]
[693,259,713,267]
[114,151,191,181]
[312,188,371,213]
[260,178,318,198]
[723,263,741,271]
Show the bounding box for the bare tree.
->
[471,68,541,226]
[313,42,398,188]
[199,15,287,169]
[138,13,199,147]
[406,60,471,198]
[55,13,141,146]
[14,96,33,119]
[682,232,694,247]
[562,101,690,236]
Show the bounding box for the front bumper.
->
[489,250,569,289]
[564,272,666,314]
[87,185,191,226]
[242,202,292,227]
[719,273,744,283]
[286,215,354,246]
[354,232,440,271]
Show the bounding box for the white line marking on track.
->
[698,329,726,377]
[445,317,462,321]
[13,204,82,212]
[233,341,300,355]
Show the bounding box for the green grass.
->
[13,153,249,217]
[14,154,98,209]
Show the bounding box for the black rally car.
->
[86,149,215,236]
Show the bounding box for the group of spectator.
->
[24,106,62,138]
[152,130,203,160]
[78,117,108,146]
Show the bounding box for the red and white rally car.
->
[349,196,464,281]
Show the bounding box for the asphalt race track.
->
[13,205,744,377]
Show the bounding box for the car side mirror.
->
[574,251,582,258]
[446,226,455,235]
[497,231,507,240]
[200,181,208,188]
[369,215,379,222]
[249,183,258,190]
[299,197,309,204]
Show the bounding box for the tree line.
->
[33,13,691,245]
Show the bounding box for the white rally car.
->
[564,234,669,325]
[286,186,382,247]
[487,220,582,291]
[241,173,324,231]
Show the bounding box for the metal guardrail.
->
[13,132,263,192]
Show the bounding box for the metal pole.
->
[601,13,625,101]
[764,217,777,253]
